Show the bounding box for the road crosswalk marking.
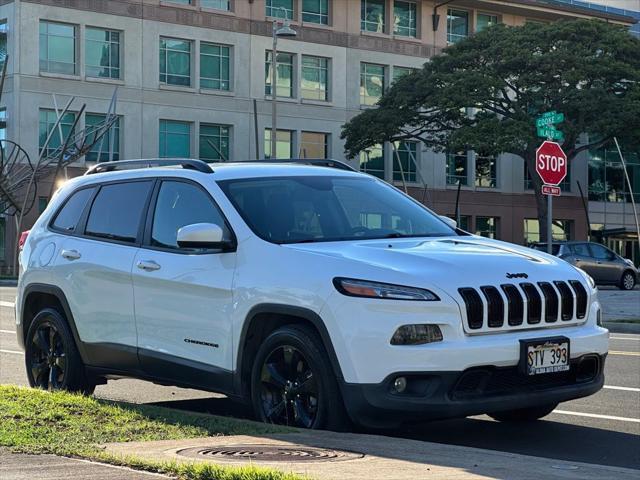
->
[553,410,640,424]
[0,301,14,308]
[609,351,640,356]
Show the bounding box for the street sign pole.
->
[547,192,552,254]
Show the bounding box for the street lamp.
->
[270,8,297,159]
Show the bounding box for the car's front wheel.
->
[25,308,95,395]
[489,403,558,422]
[619,271,636,291]
[250,324,348,430]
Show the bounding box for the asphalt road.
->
[1,286,638,470]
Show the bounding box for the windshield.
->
[218,175,457,244]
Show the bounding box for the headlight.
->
[585,273,596,290]
[333,278,439,301]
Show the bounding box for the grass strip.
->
[0,385,304,480]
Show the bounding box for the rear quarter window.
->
[51,187,96,232]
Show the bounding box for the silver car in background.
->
[532,241,638,290]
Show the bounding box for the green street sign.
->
[536,112,564,128]
[537,127,564,141]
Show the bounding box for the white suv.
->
[16,159,608,429]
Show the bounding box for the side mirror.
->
[176,223,233,250]
[439,216,457,229]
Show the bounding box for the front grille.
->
[450,355,601,400]
[458,280,588,333]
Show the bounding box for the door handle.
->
[61,249,81,261]
[136,260,161,272]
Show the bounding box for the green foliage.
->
[0,385,299,480]
[342,19,640,160]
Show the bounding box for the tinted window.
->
[590,244,615,260]
[570,243,591,257]
[151,181,228,250]
[85,182,152,242]
[52,187,95,232]
[219,176,456,244]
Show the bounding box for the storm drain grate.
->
[177,445,364,463]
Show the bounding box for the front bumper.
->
[341,353,605,428]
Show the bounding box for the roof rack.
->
[259,158,356,172]
[84,159,214,176]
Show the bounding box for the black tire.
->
[24,308,95,395]
[619,271,636,291]
[250,324,349,431]
[489,403,557,422]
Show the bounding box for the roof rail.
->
[262,158,356,172]
[84,159,214,176]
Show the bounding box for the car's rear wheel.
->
[489,403,557,422]
[250,324,348,430]
[25,308,95,395]
[619,271,636,291]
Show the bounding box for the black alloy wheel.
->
[259,345,319,428]
[29,320,67,390]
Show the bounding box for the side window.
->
[85,181,153,242]
[590,244,614,260]
[51,187,95,232]
[570,243,591,257]
[151,181,229,250]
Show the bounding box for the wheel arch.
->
[20,283,86,361]
[235,304,344,399]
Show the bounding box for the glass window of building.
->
[524,218,572,244]
[202,0,230,10]
[200,124,230,162]
[85,28,121,79]
[39,21,77,75]
[392,66,415,83]
[361,0,385,33]
[159,37,191,86]
[265,51,294,98]
[447,9,469,44]
[446,151,468,185]
[159,120,191,158]
[360,63,385,106]
[38,196,48,214]
[476,216,499,239]
[447,215,469,231]
[302,0,329,25]
[0,21,7,69]
[475,154,496,188]
[266,0,294,19]
[39,109,76,158]
[85,114,121,162]
[393,1,417,37]
[0,108,6,142]
[264,129,293,159]
[301,55,328,101]
[167,0,192,4]
[589,146,639,203]
[476,13,498,32]
[0,217,5,260]
[359,143,385,179]
[301,131,329,158]
[200,43,230,91]
[392,141,417,182]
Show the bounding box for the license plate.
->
[519,336,570,376]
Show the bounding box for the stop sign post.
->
[536,141,568,254]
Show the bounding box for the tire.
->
[619,271,636,291]
[489,403,558,422]
[250,324,349,431]
[24,308,95,395]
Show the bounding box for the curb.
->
[0,280,17,287]
[604,321,640,334]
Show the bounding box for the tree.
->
[342,19,640,242]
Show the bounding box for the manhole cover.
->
[177,445,364,463]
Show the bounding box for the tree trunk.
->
[524,147,549,245]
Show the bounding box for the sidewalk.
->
[104,431,640,480]
[0,450,169,480]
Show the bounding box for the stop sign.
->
[536,141,567,186]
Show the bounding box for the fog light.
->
[391,324,443,345]
[393,376,407,393]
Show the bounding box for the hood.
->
[287,236,586,290]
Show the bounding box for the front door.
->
[132,179,236,392]
[588,243,620,283]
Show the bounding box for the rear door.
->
[54,179,154,370]
[588,243,621,283]
[132,179,236,391]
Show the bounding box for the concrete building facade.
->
[0,0,637,273]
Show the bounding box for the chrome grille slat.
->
[459,280,588,333]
